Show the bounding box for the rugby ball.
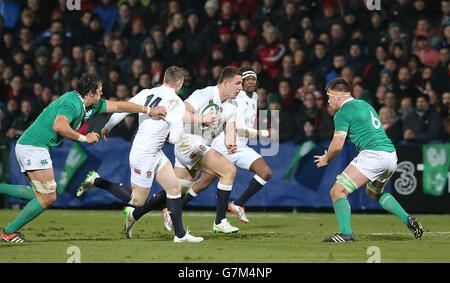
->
[199,103,220,130]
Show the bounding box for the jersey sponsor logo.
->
[394,161,417,195]
[189,153,197,160]
[134,168,142,175]
[146,170,152,179]
[40,159,49,166]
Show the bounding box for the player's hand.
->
[100,128,109,141]
[314,150,328,168]
[148,106,167,118]
[202,112,219,127]
[226,144,237,154]
[86,132,100,144]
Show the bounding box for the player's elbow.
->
[52,120,65,135]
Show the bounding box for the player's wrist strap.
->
[78,135,87,142]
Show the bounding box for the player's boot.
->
[76,170,99,197]
[162,208,173,232]
[1,231,28,243]
[123,206,137,239]
[212,219,239,234]
[228,202,250,223]
[323,233,355,243]
[174,230,204,243]
[406,215,424,239]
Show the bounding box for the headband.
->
[327,89,351,97]
[242,70,257,80]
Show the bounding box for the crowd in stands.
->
[0,0,449,145]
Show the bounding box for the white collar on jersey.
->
[341,97,354,107]
[75,91,86,111]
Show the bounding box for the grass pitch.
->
[1,210,450,263]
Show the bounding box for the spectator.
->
[0,0,21,29]
[112,3,132,37]
[402,94,443,143]
[399,96,414,121]
[255,25,286,80]
[6,100,35,140]
[325,52,346,85]
[379,106,402,144]
[94,0,119,33]
[414,35,440,69]
[127,16,146,58]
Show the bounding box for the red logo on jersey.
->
[146,170,152,179]
[134,168,142,175]
[189,153,197,160]
[199,145,206,151]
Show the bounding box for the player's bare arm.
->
[104,100,167,118]
[183,101,219,126]
[314,131,347,168]
[224,121,237,154]
[53,115,99,144]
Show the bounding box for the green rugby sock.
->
[379,193,409,224]
[333,198,353,234]
[0,184,34,201]
[4,198,46,233]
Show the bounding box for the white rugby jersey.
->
[183,85,236,146]
[215,90,258,147]
[105,85,185,153]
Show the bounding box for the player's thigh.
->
[174,165,197,182]
[15,144,53,174]
[336,164,371,194]
[198,149,236,178]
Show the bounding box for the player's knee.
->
[366,188,381,201]
[224,164,237,180]
[258,167,272,181]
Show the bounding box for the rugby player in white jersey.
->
[171,67,276,224]
[124,66,243,234]
[76,66,204,243]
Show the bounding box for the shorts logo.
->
[85,109,93,120]
[134,168,142,175]
[146,170,152,179]
[27,159,31,166]
[189,153,197,160]
[40,159,48,166]
[208,99,214,104]
[199,145,206,151]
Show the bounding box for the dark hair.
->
[325,78,352,93]
[416,93,430,103]
[218,66,241,84]
[76,73,102,97]
[163,66,187,83]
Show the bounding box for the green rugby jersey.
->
[333,99,395,152]
[18,91,107,149]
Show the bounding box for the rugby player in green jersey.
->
[0,73,166,243]
[314,78,424,243]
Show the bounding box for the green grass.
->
[1,210,450,263]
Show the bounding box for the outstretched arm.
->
[314,131,347,168]
[104,100,166,118]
